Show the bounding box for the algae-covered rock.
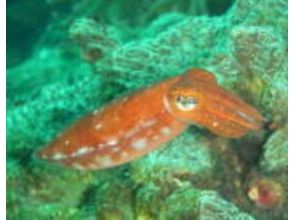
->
[196,191,254,220]
[231,0,287,38]
[230,25,287,123]
[7,161,97,219]
[136,185,254,220]
[260,126,288,173]
[131,130,214,184]
[231,26,286,77]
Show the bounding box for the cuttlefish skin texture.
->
[37,68,264,170]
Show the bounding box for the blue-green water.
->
[7,0,288,219]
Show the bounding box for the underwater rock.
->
[7,48,93,110]
[69,18,121,62]
[7,73,102,153]
[94,15,228,89]
[230,25,287,124]
[136,185,254,220]
[231,26,286,78]
[259,65,288,125]
[7,161,98,220]
[195,190,255,220]
[70,13,230,89]
[231,0,287,38]
[260,126,288,173]
[6,48,102,156]
[131,131,214,184]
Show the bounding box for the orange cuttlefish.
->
[37,68,264,170]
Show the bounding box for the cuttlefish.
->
[37,68,264,170]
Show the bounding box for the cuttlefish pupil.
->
[175,95,197,111]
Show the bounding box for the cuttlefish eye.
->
[175,96,197,111]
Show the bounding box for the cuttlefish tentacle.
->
[37,68,264,169]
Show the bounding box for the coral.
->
[247,177,283,209]
[243,172,287,220]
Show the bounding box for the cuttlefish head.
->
[165,69,264,138]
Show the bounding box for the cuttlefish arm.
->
[165,68,264,138]
[36,68,264,170]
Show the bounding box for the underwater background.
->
[7,0,288,219]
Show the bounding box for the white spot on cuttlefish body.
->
[120,151,129,158]
[132,138,148,150]
[97,143,106,148]
[106,138,118,146]
[141,119,157,128]
[111,146,120,153]
[96,155,113,167]
[52,152,68,160]
[94,123,103,130]
[212,121,219,127]
[71,147,95,158]
[125,127,140,139]
[124,119,157,140]
[160,127,172,136]
[64,140,70,146]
